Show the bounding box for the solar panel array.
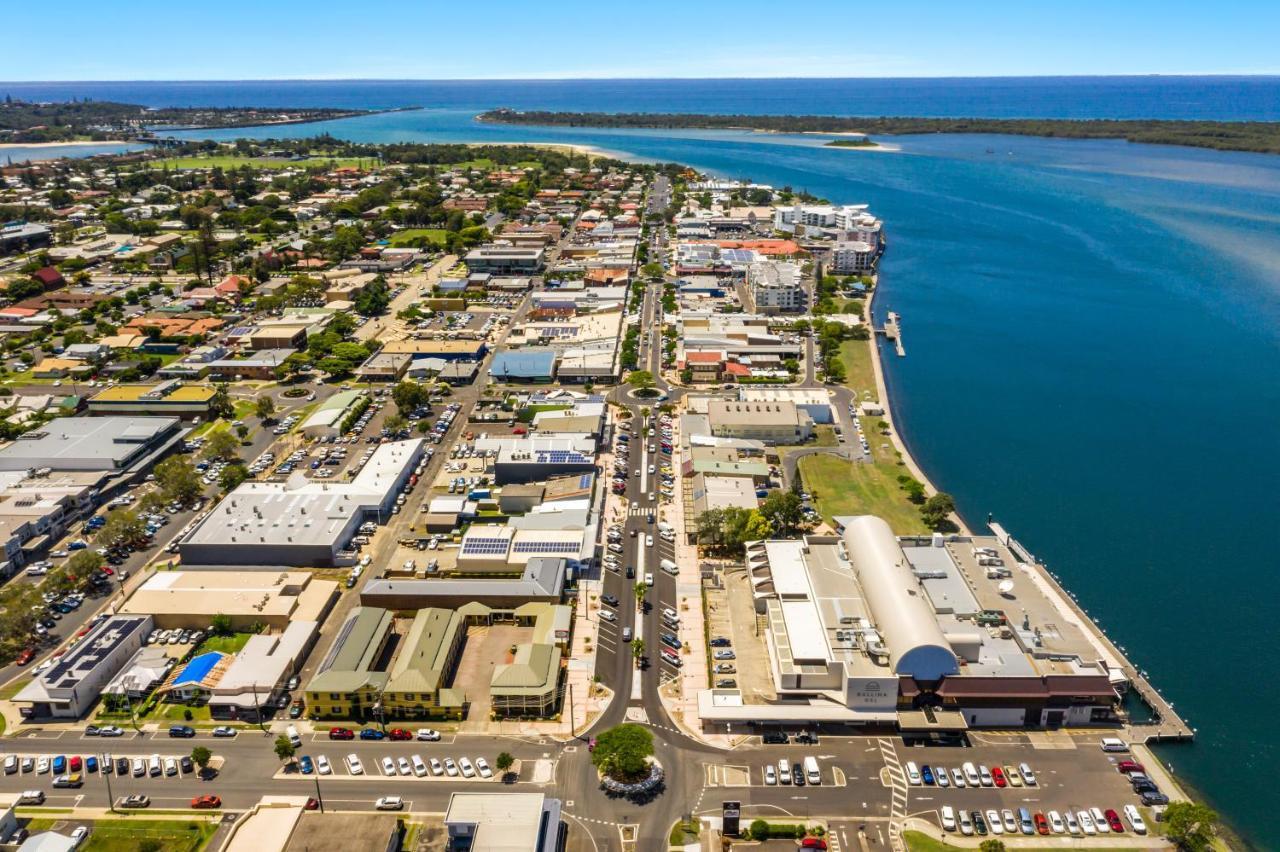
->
[577,473,594,489]
[535,451,590,464]
[512,540,581,554]
[461,536,511,556]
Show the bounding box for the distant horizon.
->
[5,73,1280,85]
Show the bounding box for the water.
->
[8,78,1280,845]
[0,142,141,163]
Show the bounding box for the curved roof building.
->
[842,515,959,681]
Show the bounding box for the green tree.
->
[495,752,514,779]
[97,509,145,549]
[920,492,956,530]
[254,396,276,422]
[190,746,212,776]
[218,465,248,492]
[627,370,655,392]
[208,384,234,420]
[210,613,233,636]
[1163,801,1218,852]
[203,429,240,462]
[385,413,408,433]
[979,841,1007,852]
[590,724,653,781]
[64,550,104,587]
[317,356,353,378]
[273,735,297,764]
[631,638,645,663]
[759,490,804,535]
[641,262,663,279]
[391,381,431,415]
[633,582,648,607]
[154,456,202,505]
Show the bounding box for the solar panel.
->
[462,536,511,556]
[512,541,581,554]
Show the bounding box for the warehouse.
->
[179,440,423,566]
[490,348,558,383]
[300,390,367,439]
[15,615,154,719]
[706,400,814,444]
[119,570,338,630]
[0,416,183,472]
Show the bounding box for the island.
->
[477,107,1280,155]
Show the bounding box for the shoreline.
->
[0,140,135,150]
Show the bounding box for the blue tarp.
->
[173,652,222,687]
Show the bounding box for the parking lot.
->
[706,567,775,700]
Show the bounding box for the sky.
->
[3,0,1279,80]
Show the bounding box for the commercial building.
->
[355,351,411,382]
[180,439,424,567]
[381,339,488,363]
[493,443,595,485]
[15,615,154,719]
[360,557,568,609]
[444,792,563,852]
[746,261,806,314]
[464,246,546,274]
[304,607,394,720]
[205,350,295,381]
[690,473,760,514]
[0,221,52,255]
[300,390,367,439]
[284,813,402,852]
[706,400,813,444]
[381,607,467,719]
[0,416,182,472]
[738,388,835,424]
[699,516,1122,730]
[87,380,216,418]
[830,240,878,274]
[103,646,172,699]
[119,570,338,630]
[208,621,320,721]
[490,348,557,383]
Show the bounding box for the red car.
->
[1116,759,1146,774]
[800,839,828,850]
[1034,813,1050,836]
[328,727,354,740]
[14,648,35,666]
[191,795,222,809]
[69,756,83,772]
[387,728,412,741]
[1104,809,1125,832]
[991,766,1006,787]
[304,797,319,811]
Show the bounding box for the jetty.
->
[877,311,906,356]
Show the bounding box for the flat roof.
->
[91,383,214,403]
[445,792,551,852]
[121,571,334,621]
[285,814,400,852]
[18,615,150,701]
[0,416,179,471]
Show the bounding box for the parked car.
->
[329,728,355,741]
[190,795,222,809]
[121,794,150,809]
[375,796,403,811]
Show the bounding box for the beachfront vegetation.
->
[480,109,1280,155]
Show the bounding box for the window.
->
[330,693,340,701]
[403,694,414,701]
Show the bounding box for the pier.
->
[990,522,1194,744]
[876,311,906,356]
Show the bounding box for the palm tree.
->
[634,582,648,607]
[631,638,645,664]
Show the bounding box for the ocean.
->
[5,77,1279,846]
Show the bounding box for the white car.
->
[1047,810,1065,834]
[764,765,777,785]
[1089,806,1110,833]
[70,826,88,847]
[1077,810,1097,835]
[411,755,428,777]
[476,757,492,778]
[950,767,965,787]
[317,755,332,775]
[935,766,950,787]
[459,757,475,778]
[397,757,411,776]
[381,756,396,776]
[1001,809,1017,834]
[346,754,364,775]
[444,757,459,777]
[416,728,441,741]
[375,796,403,811]
[430,758,444,776]
[1019,762,1037,785]
[599,608,616,622]
[940,805,956,832]
[1123,804,1148,834]
[985,809,1003,834]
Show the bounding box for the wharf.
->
[989,522,1194,744]
[877,311,906,356]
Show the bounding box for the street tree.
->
[97,509,145,549]
[190,746,212,774]
[1163,802,1218,852]
[64,550,104,587]
[254,396,276,422]
[759,490,804,535]
[209,384,234,420]
[590,724,654,781]
[633,582,647,607]
[153,456,202,505]
[218,465,248,492]
[391,381,431,415]
[631,638,645,664]
[495,752,514,780]
[273,735,297,764]
[627,371,655,392]
[203,429,240,462]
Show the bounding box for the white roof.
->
[780,599,829,663]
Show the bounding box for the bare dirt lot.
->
[452,623,532,726]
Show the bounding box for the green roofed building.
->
[383,607,467,720]
[304,607,393,719]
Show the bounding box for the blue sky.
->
[4,0,1278,80]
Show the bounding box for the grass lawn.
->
[148,155,370,171]
[78,818,216,852]
[839,337,879,403]
[140,702,214,724]
[196,632,254,654]
[902,831,1144,852]
[0,676,31,700]
[517,404,571,423]
[798,446,928,535]
[388,228,448,248]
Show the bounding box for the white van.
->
[18,790,45,805]
[657,521,674,534]
[803,755,821,785]
[659,558,678,575]
[1100,737,1129,753]
[286,725,302,747]
[940,805,957,832]
[905,761,922,785]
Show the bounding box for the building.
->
[706,400,813,444]
[300,390,367,439]
[494,444,595,485]
[103,646,172,699]
[0,416,182,472]
[208,621,320,721]
[830,240,877,274]
[464,246,546,274]
[444,793,563,852]
[87,380,215,418]
[355,351,411,382]
[15,615,154,719]
[304,607,392,720]
[119,570,338,630]
[747,261,806,314]
[698,516,1122,730]
[180,439,423,567]
[738,388,835,424]
[490,348,557,383]
[284,813,402,852]
[381,339,488,363]
[360,557,568,609]
[205,350,295,381]
[381,608,467,719]
[690,473,759,515]
[0,222,52,256]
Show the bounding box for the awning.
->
[897,709,969,732]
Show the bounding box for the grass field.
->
[387,228,449,248]
[839,337,879,403]
[798,441,928,535]
[141,702,213,724]
[33,818,218,852]
[196,632,253,655]
[902,830,1144,852]
[148,155,372,171]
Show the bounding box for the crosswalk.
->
[878,737,908,852]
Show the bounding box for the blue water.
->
[7,78,1280,845]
